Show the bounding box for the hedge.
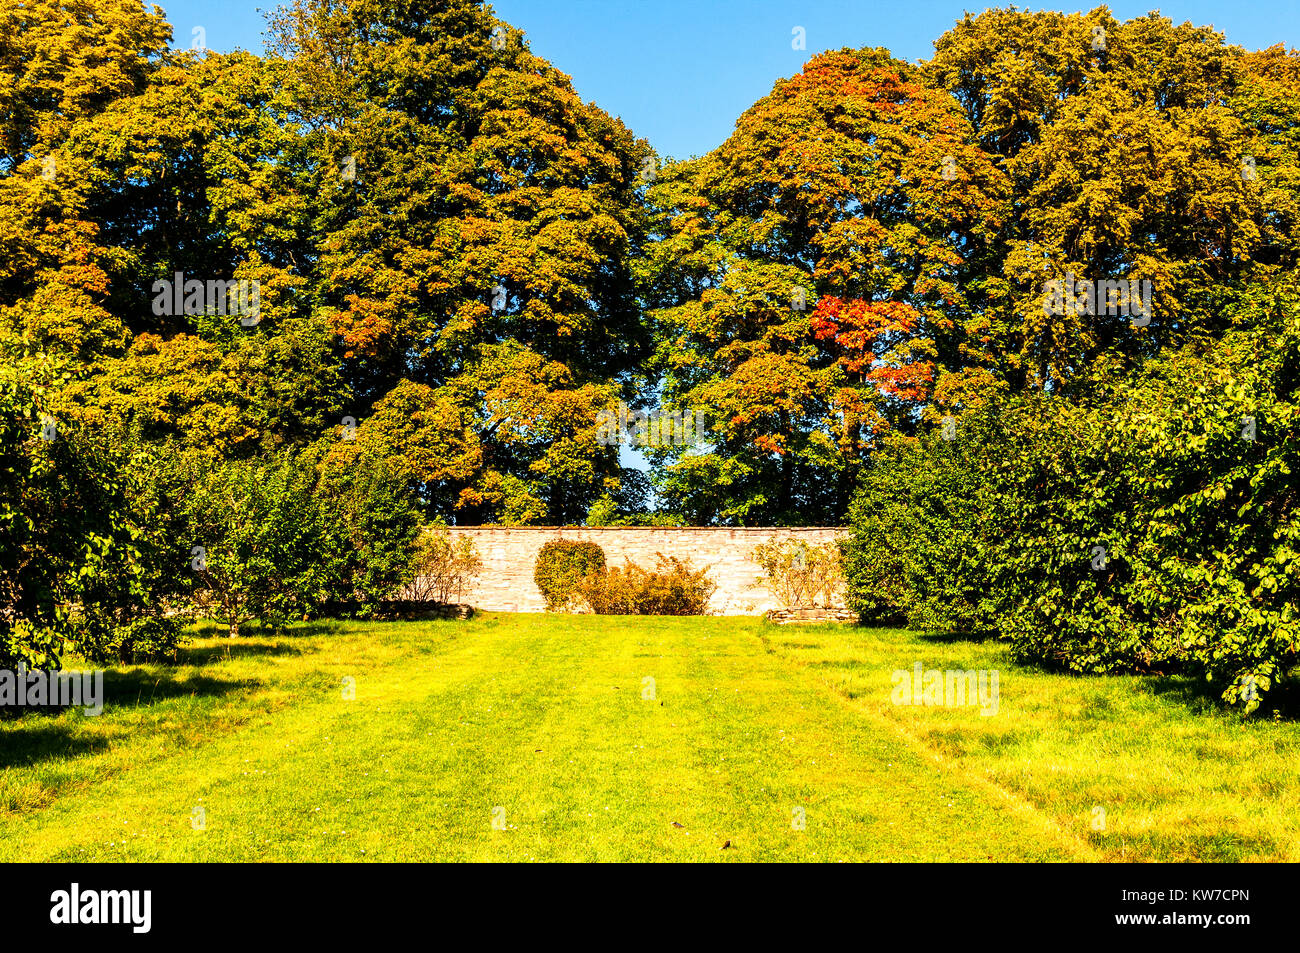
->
[844,278,1300,712]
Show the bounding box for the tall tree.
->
[642,48,1007,523]
[928,7,1278,389]
[265,0,651,522]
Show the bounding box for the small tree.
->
[61,432,191,664]
[752,537,844,609]
[315,452,423,609]
[0,367,188,669]
[180,453,326,636]
[401,526,483,604]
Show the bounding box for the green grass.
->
[0,614,1294,861]
[759,624,1300,862]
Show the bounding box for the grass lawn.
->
[0,613,1295,861]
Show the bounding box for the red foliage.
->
[811,296,934,402]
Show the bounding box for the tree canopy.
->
[2,0,1298,531]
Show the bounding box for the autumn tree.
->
[928,7,1282,390]
[0,0,655,525]
[642,48,1007,523]
[267,0,652,522]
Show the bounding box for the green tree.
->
[266,0,651,522]
[642,48,1006,522]
[0,358,185,669]
[179,453,328,636]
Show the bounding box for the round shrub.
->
[534,540,606,610]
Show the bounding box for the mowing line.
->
[757,627,1106,862]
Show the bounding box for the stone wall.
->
[445,526,848,615]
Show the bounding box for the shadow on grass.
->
[288,620,347,638]
[188,618,345,639]
[1142,673,1225,715]
[104,668,251,708]
[182,641,305,665]
[0,722,111,768]
[844,622,1000,647]
[912,629,999,646]
[0,669,248,768]
[1146,671,1300,721]
[0,669,245,721]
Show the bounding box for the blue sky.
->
[159,0,1300,160]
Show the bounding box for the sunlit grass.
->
[0,614,1071,861]
[0,613,1290,861]
[759,624,1300,862]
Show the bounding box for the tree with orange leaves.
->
[641,47,1006,523]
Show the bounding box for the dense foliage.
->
[534,539,607,611]
[845,277,1300,710]
[3,0,1299,709]
[0,365,189,668]
[643,9,1300,522]
[0,0,651,653]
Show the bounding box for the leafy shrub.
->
[174,444,426,632]
[0,365,192,671]
[752,537,844,608]
[534,540,606,610]
[400,526,483,604]
[179,453,329,636]
[314,452,423,610]
[843,427,1001,633]
[76,616,189,665]
[69,438,196,665]
[576,554,716,615]
[844,280,1300,711]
